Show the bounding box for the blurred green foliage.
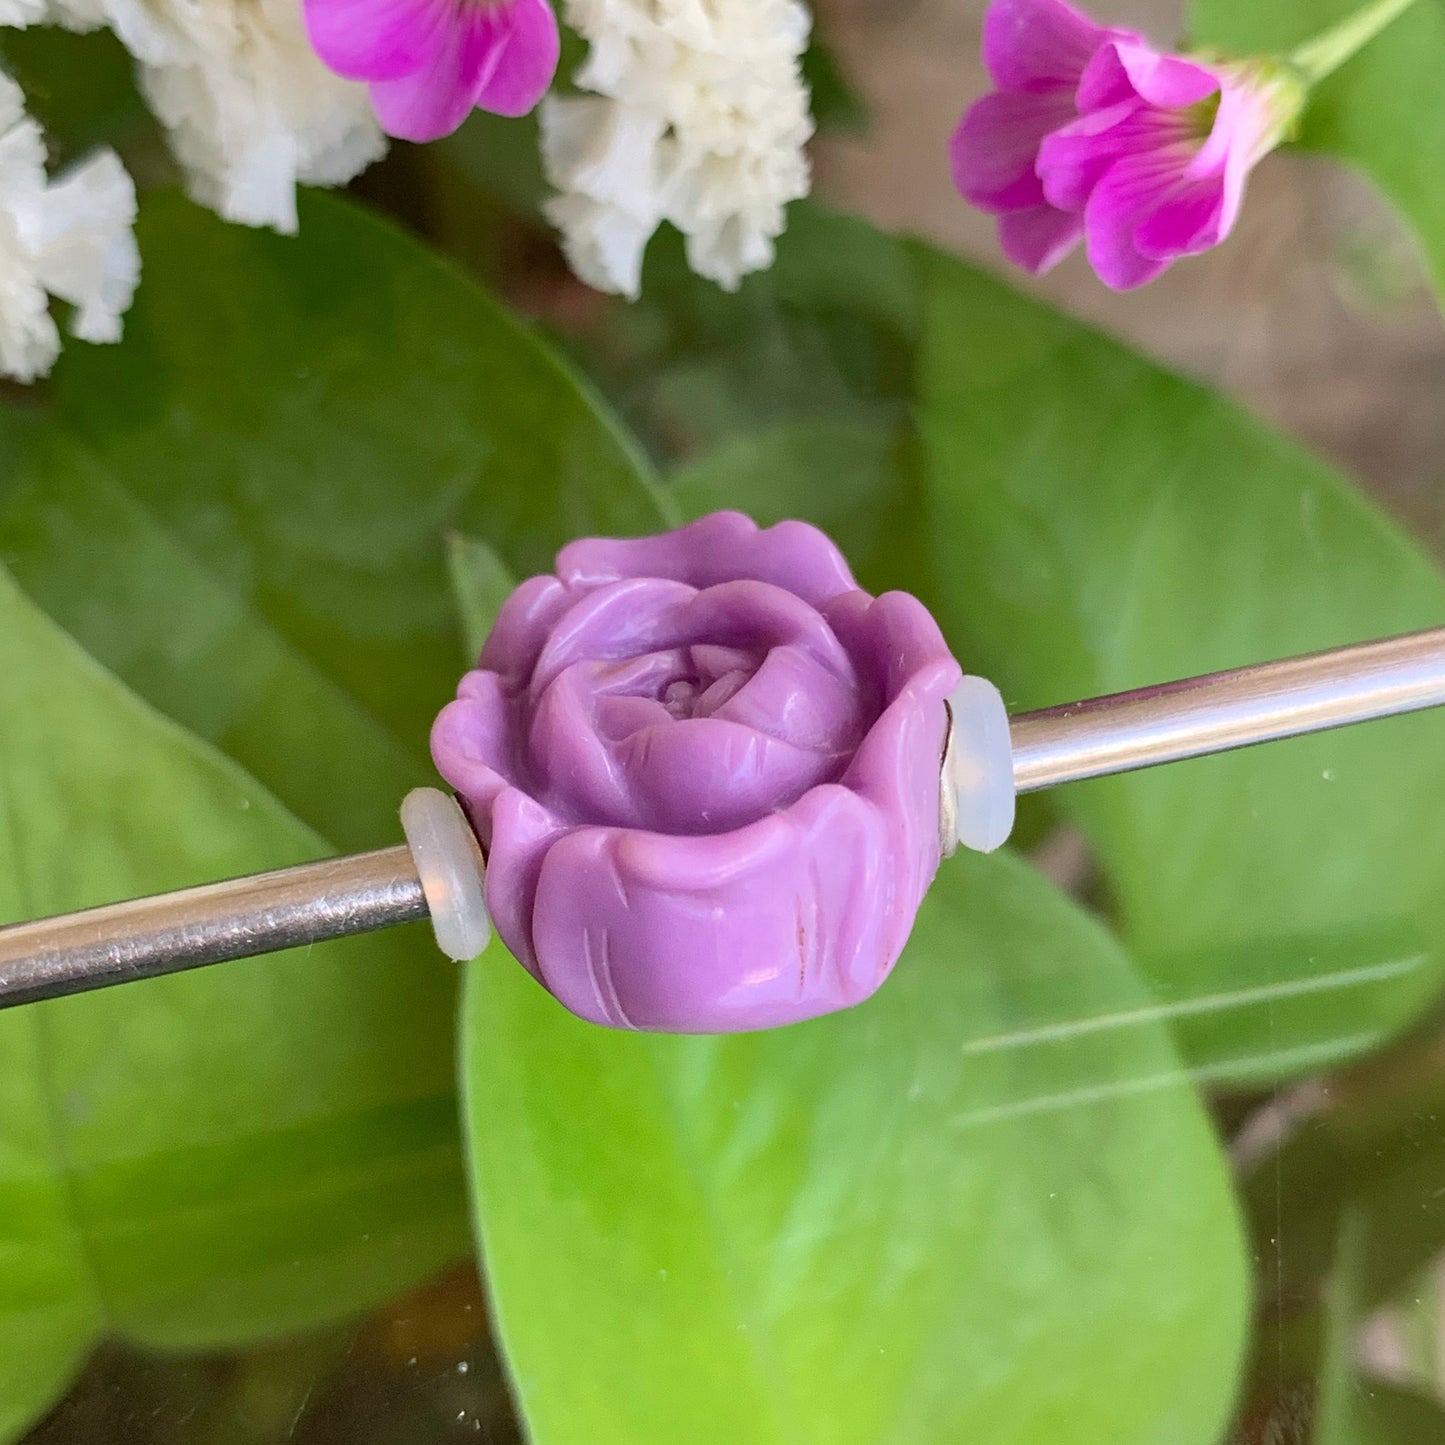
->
[0,566,468,1435]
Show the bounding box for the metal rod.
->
[0,847,426,1007]
[1010,625,1445,792]
[1,624,1443,1008]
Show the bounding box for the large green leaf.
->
[0,412,423,853]
[1190,0,1445,300]
[0,185,668,1435]
[912,240,1445,1081]
[17,189,667,852]
[462,850,1248,1445]
[0,567,468,1437]
[656,208,1445,1082]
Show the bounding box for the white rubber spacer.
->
[399,788,492,961]
[941,677,1017,855]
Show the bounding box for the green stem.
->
[1289,0,1420,85]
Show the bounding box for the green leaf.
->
[561,206,916,475]
[462,850,1248,1445]
[1290,1209,1445,1445]
[0,185,667,1434]
[912,242,1445,1082]
[21,189,667,851]
[1190,0,1445,300]
[438,111,549,221]
[1318,1211,1371,1445]
[0,566,468,1437]
[668,418,918,592]
[0,411,423,854]
[801,34,869,135]
[446,532,519,660]
[0,27,156,169]
[1351,1387,1445,1445]
[1238,1008,1445,1318]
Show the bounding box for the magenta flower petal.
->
[1186,82,1274,239]
[470,0,560,117]
[998,204,1085,274]
[1035,99,1150,212]
[303,0,447,81]
[950,90,1076,211]
[1083,148,1189,289]
[308,0,559,142]
[1077,41,1221,111]
[432,513,961,1033]
[369,29,491,142]
[1078,65,1281,284]
[1134,177,1228,259]
[982,0,1117,93]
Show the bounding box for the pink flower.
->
[304,0,560,143]
[950,0,1139,275]
[950,0,1302,288]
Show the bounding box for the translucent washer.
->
[941,676,1017,855]
[399,787,492,961]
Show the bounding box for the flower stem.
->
[1289,0,1420,85]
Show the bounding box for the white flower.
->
[542,0,814,297]
[12,0,384,233]
[0,71,139,381]
[0,0,49,25]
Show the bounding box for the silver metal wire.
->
[0,848,426,1006]
[1010,626,1445,792]
[2,624,1443,1008]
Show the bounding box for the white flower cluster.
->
[0,70,138,380]
[541,0,814,298]
[1,0,383,233]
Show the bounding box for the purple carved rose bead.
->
[431,512,961,1034]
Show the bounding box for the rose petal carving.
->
[432,511,962,1033]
